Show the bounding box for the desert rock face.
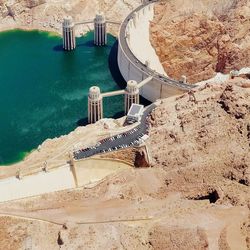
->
[99,146,150,168]
[148,226,209,250]
[0,0,141,35]
[150,0,250,83]
[148,80,250,207]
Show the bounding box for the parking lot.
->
[74,104,156,160]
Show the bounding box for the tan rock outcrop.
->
[0,0,141,35]
[148,80,250,207]
[150,0,250,83]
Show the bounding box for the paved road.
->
[118,0,196,91]
[74,104,156,160]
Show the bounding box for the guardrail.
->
[0,160,68,180]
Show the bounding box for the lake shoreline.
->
[0,27,121,166]
[0,25,60,35]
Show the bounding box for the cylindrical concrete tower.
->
[94,13,107,46]
[62,16,76,51]
[125,80,140,114]
[88,86,103,124]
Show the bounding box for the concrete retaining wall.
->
[118,3,186,102]
[0,158,131,203]
[0,165,76,203]
[74,158,131,187]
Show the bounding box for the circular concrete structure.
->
[88,86,103,123]
[63,16,76,50]
[63,16,74,27]
[125,80,139,114]
[94,13,107,46]
[89,86,101,100]
[95,13,106,23]
[126,80,139,93]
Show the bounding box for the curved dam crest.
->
[0,29,124,165]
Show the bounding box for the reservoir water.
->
[0,29,124,165]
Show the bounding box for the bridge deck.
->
[137,76,153,88]
[74,21,94,26]
[74,20,120,26]
[106,21,121,25]
[102,89,125,98]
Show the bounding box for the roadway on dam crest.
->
[118,0,196,91]
[74,104,156,160]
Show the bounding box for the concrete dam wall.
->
[117,2,192,102]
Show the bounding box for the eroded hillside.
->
[0,0,141,35]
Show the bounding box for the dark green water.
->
[0,29,125,165]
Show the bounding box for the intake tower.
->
[94,13,107,46]
[62,16,76,51]
[125,80,140,114]
[88,86,103,124]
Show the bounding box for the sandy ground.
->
[0,168,248,249]
[0,0,141,36]
[74,158,131,187]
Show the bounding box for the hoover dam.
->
[117,1,195,102]
[0,0,249,249]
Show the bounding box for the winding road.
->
[74,104,156,160]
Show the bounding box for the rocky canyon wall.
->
[150,0,250,83]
